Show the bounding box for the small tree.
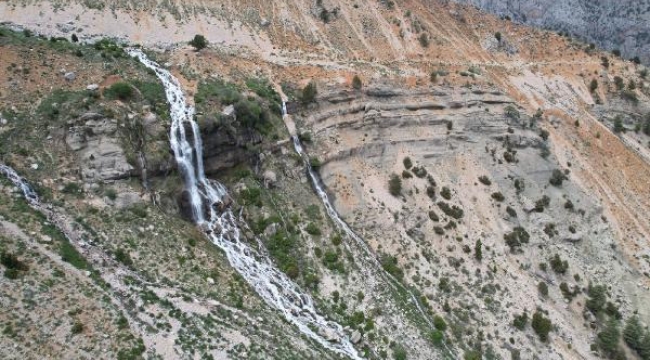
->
[513,312,528,330]
[598,318,621,355]
[352,75,362,90]
[189,34,208,51]
[549,169,567,187]
[589,79,598,92]
[624,316,644,350]
[495,32,502,43]
[532,311,552,342]
[403,157,413,169]
[71,33,79,43]
[613,115,625,133]
[538,282,549,297]
[301,81,318,104]
[586,283,608,314]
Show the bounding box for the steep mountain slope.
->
[1,1,650,360]
[453,0,650,64]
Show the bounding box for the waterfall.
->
[127,49,360,359]
[286,106,436,331]
[0,165,40,204]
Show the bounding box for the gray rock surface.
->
[454,0,650,63]
[66,113,134,180]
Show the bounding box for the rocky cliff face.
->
[454,0,650,63]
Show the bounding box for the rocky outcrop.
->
[66,114,134,181]
[454,0,650,63]
[197,117,263,176]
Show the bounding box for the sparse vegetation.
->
[549,254,569,274]
[189,34,208,51]
[549,169,567,187]
[1,251,29,279]
[301,81,318,104]
[478,175,491,185]
[352,75,363,90]
[532,311,552,342]
[389,173,402,196]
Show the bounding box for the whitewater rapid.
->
[127,49,360,359]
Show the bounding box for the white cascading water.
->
[287,108,435,330]
[127,49,361,359]
[0,164,40,205]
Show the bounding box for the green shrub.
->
[59,242,89,270]
[71,321,84,335]
[613,115,625,133]
[301,81,318,104]
[478,175,491,185]
[513,312,528,330]
[104,188,117,201]
[623,316,644,351]
[412,166,427,178]
[506,206,517,218]
[426,186,435,199]
[403,157,413,169]
[433,315,447,331]
[267,233,299,279]
[533,195,550,212]
[1,251,28,279]
[614,76,625,90]
[418,33,429,47]
[352,75,362,90]
[389,173,402,196]
[305,222,321,236]
[560,282,578,301]
[598,319,621,354]
[491,192,505,202]
[532,311,552,342]
[429,330,444,346]
[114,248,133,267]
[437,201,464,219]
[549,169,567,187]
[428,211,439,222]
[586,283,608,314]
[589,79,598,92]
[380,254,404,280]
[104,82,134,101]
[549,254,568,274]
[309,157,322,169]
[189,34,208,51]
[504,227,530,252]
[402,170,413,179]
[538,282,549,297]
[440,186,451,200]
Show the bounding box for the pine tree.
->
[624,316,644,350]
[598,318,621,354]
